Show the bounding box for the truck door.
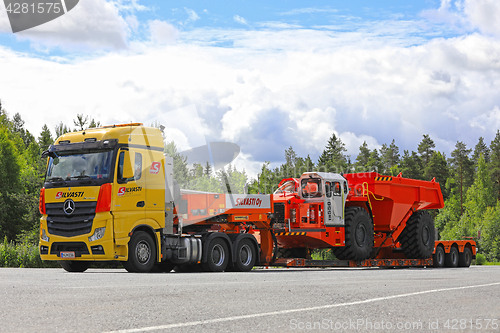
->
[324,180,345,226]
[113,148,146,239]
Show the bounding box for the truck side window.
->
[333,182,341,196]
[325,182,332,198]
[117,151,142,182]
[134,153,142,180]
[344,181,348,194]
[117,151,124,181]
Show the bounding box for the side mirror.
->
[121,151,134,180]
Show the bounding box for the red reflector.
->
[39,187,46,214]
[96,183,112,212]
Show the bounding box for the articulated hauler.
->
[39,124,475,272]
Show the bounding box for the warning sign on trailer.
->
[225,194,271,209]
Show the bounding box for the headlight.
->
[291,209,296,223]
[88,227,106,242]
[41,229,50,242]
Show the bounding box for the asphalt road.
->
[1,266,499,333]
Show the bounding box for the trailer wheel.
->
[334,207,374,261]
[458,247,472,267]
[123,231,156,273]
[399,211,435,259]
[432,246,445,268]
[445,247,459,267]
[201,238,229,272]
[58,261,90,272]
[232,239,256,272]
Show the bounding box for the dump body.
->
[344,172,444,232]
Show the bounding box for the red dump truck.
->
[39,124,475,272]
[180,171,475,272]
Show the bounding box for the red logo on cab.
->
[118,187,126,196]
[150,162,161,174]
[56,192,62,199]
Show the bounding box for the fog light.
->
[41,229,50,242]
[88,227,106,242]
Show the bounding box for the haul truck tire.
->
[433,246,445,268]
[334,207,374,261]
[231,239,256,272]
[123,231,156,273]
[58,261,90,272]
[458,247,472,267]
[201,238,229,272]
[445,247,459,267]
[399,211,435,259]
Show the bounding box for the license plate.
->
[60,251,75,259]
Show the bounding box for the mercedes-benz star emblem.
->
[63,199,76,215]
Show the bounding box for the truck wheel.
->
[232,239,256,272]
[458,247,472,267]
[334,207,374,261]
[432,246,445,268]
[399,211,435,259]
[445,247,459,267]
[58,261,90,272]
[201,238,229,272]
[124,231,156,273]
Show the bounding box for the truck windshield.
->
[301,178,322,198]
[47,150,114,181]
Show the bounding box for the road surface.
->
[0,266,499,332]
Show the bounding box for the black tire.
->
[458,247,472,267]
[231,239,256,272]
[399,211,435,259]
[445,247,459,267]
[433,246,445,268]
[124,231,156,273]
[201,238,229,272]
[333,207,374,261]
[58,261,90,272]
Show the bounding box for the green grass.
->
[0,237,58,268]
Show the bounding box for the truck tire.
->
[333,207,374,261]
[231,239,256,272]
[58,261,90,272]
[399,211,435,259]
[201,238,229,272]
[432,246,445,268]
[123,231,156,273]
[445,247,459,267]
[458,247,472,267]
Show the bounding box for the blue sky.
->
[1,0,500,178]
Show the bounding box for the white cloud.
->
[421,0,500,39]
[1,0,130,51]
[464,0,500,38]
[183,8,200,25]
[2,1,500,179]
[233,15,248,26]
[149,20,178,44]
